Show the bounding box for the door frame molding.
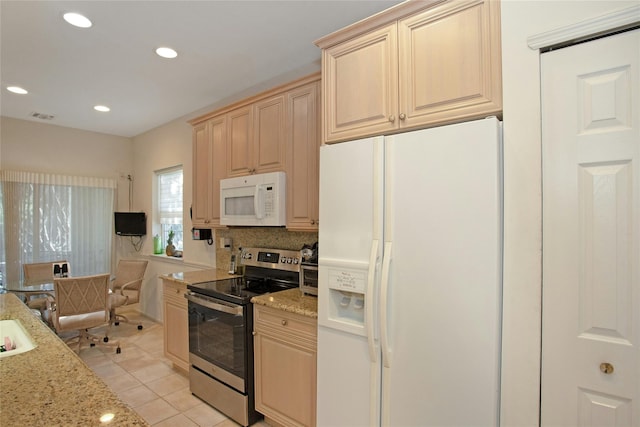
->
[535,5,639,426]
[527,4,639,51]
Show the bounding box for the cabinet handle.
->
[388,115,395,123]
[281,320,288,326]
[399,113,406,120]
[310,220,315,225]
[176,288,180,294]
[252,331,257,336]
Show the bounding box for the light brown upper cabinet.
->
[316,0,502,143]
[226,105,254,177]
[226,96,286,177]
[192,116,227,228]
[286,81,320,231]
[189,73,320,230]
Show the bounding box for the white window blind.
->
[0,170,115,283]
[158,168,183,225]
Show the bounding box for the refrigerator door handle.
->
[366,239,379,362]
[380,241,392,368]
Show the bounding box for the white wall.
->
[500,1,636,425]
[0,116,133,210]
[127,115,218,321]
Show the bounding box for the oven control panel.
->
[240,247,301,272]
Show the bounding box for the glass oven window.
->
[188,301,247,379]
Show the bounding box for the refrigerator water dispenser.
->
[322,266,368,333]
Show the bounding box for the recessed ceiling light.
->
[155,47,178,59]
[7,86,28,95]
[63,12,92,28]
[94,105,110,112]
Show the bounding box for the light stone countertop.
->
[0,292,148,426]
[161,269,318,318]
[251,288,318,318]
[159,268,238,285]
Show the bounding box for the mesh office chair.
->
[48,274,121,354]
[109,259,148,330]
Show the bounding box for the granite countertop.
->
[0,293,148,427]
[159,268,238,285]
[161,269,318,318]
[251,288,318,319]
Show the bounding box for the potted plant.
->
[165,230,176,256]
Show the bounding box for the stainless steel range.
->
[185,247,301,426]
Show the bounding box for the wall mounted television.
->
[114,212,147,236]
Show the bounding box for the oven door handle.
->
[185,291,243,316]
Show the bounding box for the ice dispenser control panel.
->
[327,268,366,293]
[323,266,367,334]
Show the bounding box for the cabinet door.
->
[209,116,227,227]
[322,23,398,143]
[163,281,189,372]
[192,122,211,227]
[226,106,254,177]
[254,95,286,174]
[398,0,502,128]
[254,332,317,427]
[286,81,320,231]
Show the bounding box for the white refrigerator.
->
[317,117,503,426]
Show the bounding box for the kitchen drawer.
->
[254,305,317,342]
[163,280,187,306]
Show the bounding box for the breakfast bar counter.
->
[0,292,148,426]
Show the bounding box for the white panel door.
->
[541,29,640,426]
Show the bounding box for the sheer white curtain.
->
[0,170,116,283]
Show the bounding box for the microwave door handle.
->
[254,185,265,219]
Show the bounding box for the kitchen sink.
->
[0,319,37,358]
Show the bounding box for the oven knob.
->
[287,258,293,264]
[293,258,299,264]
[245,253,252,259]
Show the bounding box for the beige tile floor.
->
[70,306,270,427]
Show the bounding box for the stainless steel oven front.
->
[185,291,259,426]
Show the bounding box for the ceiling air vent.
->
[30,112,55,120]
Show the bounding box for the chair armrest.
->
[45,294,56,312]
[115,279,142,294]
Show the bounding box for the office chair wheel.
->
[116,347,121,354]
[104,336,109,343]
[137,325,143,330]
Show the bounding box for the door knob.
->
[600,362,614,374]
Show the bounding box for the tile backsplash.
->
[215,228,317,272]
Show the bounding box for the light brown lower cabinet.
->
[253,304,317,427]
[162,279,189,372]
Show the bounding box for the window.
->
[157,167,183,251]
[0,170,115,283]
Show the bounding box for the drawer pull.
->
[281,320,288,326]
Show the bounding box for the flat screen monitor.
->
[114,212,147,236]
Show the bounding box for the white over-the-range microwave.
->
[220,171,286,226]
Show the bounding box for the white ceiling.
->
[1,0,402,138]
